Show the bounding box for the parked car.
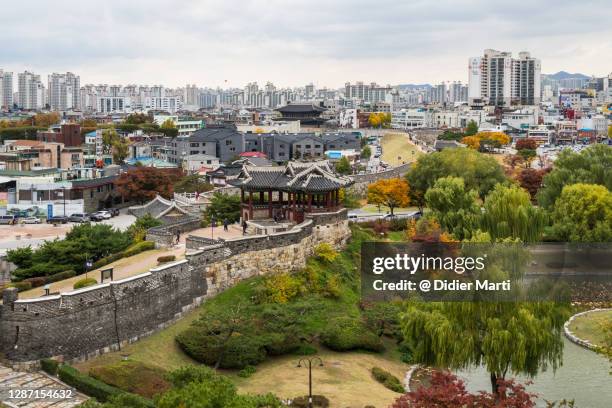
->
[47,216,68,224]
[106,208,120,217]
[0,215,17,225]
[91,211,111,221]
[69,213,91,223]
[21,216,41,224]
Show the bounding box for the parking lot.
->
[0,210,136,255]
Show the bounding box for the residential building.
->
[37,124,83,147]
[48,72,81,111]
[0,70,14,110]
[153,115,204,137]
[344,82,392,103]
[468,49,540,107]
[17,71,45,110]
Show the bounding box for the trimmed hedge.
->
[23,276,47,288]
[290,395,329,407]
[58,365,123,402]
[46,270,77,283]
[74,277,98,290]
[371,366,405,393]
[40,359,59,376]
[237,365,257,378]
[320,317,384,353]
[122,241,155,258]
[157,255,176,264]
[9,281,32,292]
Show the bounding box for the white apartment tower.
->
[18,71,45,110]
[48,72,81,111]
[0,70,14,110]
[468,49,540,106]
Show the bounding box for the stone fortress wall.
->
[349,163,412,196]
[0,209,350,369]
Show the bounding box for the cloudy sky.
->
[2,0,611,88]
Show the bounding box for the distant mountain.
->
[397,84,432,90]
[544,71,590,80]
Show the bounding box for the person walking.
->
[223,218,229,232]
[242,220,248,235]
[176,230,181,245]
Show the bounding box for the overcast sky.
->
[2,0,611,88]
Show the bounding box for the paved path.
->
[0,365,87,407]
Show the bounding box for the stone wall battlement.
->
[0,209,350,369]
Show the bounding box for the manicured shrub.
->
[46,270,76,283]
[238,365,256,378]
[290,395,329,407]
[122,241,155,257]
[255,273,302,304]
[320,317,384,352]
[89,361,170,399]
[9,281,32,292]
[23,276,47,288]
[157,255,176,264]
[40,359,59,376]
[177,326,268,369]
[73,278,97,290]
[58,365,123,402]
[371,366,405,393]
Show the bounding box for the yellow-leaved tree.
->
[367,178,410,215]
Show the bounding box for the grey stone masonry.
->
[0,209,350,368]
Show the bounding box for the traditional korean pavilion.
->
[232,161,353,223]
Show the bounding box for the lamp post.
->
[84,258,93,280]
[297,357,323,408]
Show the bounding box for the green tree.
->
[481,184,547,242]
[406,148,506,209]
[160,118,179,138]
[101,128,119,155]
[112,137,129,164]
[402,273,570,395]
[538,144,612,208]
[174,174,214,194]
[361,145,372,159]
[465,120,479,136]
[550,183,612,242]
[424,176,481,240]
[205,193,241,223]
[335,156,352,175]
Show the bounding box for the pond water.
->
[455,338,612,408]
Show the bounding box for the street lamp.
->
[84,258,93,280]
[297,357,323,408]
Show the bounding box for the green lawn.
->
[568,310,612,347]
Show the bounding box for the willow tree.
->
[481,184,547,243]
[424,176,481,240]
[401,300,569,395]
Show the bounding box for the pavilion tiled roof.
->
[233,161,352,192]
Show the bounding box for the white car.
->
[93,211,112,220]
[21,216,42,224]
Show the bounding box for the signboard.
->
[101,268,114,283]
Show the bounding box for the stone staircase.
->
[0,365,87,408]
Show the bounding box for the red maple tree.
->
[391,371,537,408]
[115,167,183,203]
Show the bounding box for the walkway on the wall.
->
[0,364,87,407]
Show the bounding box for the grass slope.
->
[380,133,422,166]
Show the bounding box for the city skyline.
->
[2,0,611,88]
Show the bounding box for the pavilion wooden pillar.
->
[308,193,312,212]
[268,190,273,218]
[248,191,253,220]
[259,191,264,204]
[279,191,283,204]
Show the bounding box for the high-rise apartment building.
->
[0,70,14,110]
[48,72,81,111]
[468,49,540,106]
[17,71,45,110]
[344,82,392,103]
